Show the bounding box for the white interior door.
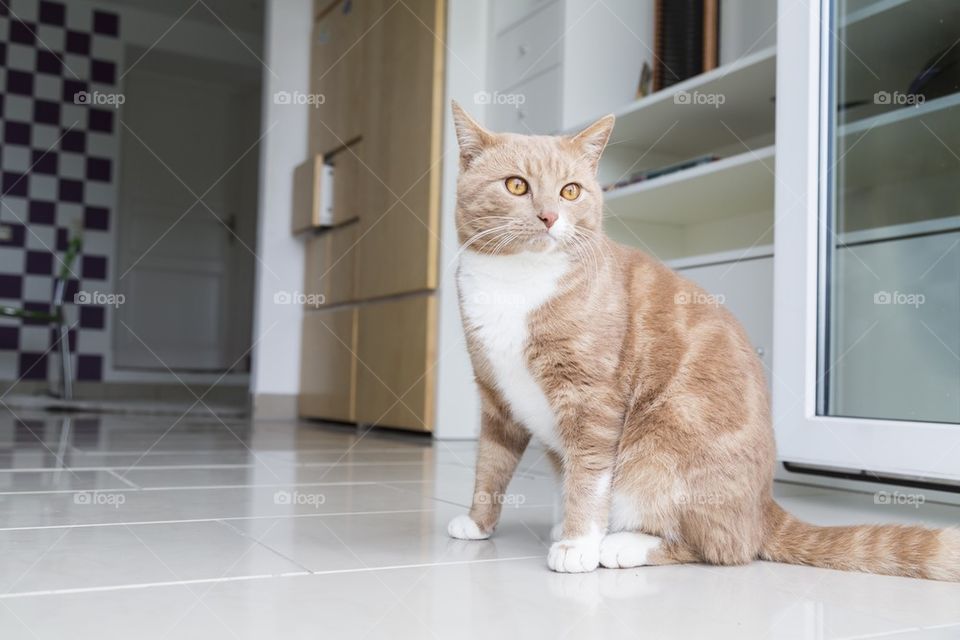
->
[773,0,960,482]
[114,56,259,372]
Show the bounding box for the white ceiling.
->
[96,0,265,35]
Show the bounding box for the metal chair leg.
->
[58,322,73,401]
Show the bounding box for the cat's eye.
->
[560,183,581,201]
[504,176,529,196]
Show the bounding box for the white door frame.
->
[773,0,960,482]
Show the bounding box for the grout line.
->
[0,508,438,532]
[104,469,141,490]
[0,479,436,496]
[0,556,545,600]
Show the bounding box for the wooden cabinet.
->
[297,0,444,431]
[309,0,367,156]
[353,0,444,300]
[303,222,357,307]
[355,294,436,432]
[299,307,357,423]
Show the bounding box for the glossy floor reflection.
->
[0,410,958,639]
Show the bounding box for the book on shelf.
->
[653,0,720,92]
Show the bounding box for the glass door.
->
[820,0,960,425]
[772,0,960,481]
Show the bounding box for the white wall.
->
[433,0,492,439]
[250,0,312,412]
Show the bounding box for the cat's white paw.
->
[598,532,661,568]
[550,522,564,542]
[447,514,490,540]
[548,537,601,573]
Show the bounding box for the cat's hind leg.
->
[599,532,698,569]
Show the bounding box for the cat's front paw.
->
[548,537,601,573]
[447,514,490,540]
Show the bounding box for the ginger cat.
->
[446,101,960,579]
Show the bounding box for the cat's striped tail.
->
[760,501,960,581]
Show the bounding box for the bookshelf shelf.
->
[603,145,775,225]
[570,46,776,159]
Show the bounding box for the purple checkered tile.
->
[4,121,31,145]
[2,171,29,196]
[5,69,34,95]
[25,249,53,275]
[0,42,7,67]
[0,274,23,299]
[57,177,82,202]
[35,49,62,75]
[76,353,101,380]
[81,254,106,279]
[60,129,84,152]
[78,304,104,329]
[88,108,112,133]
[0,326,19,350]
[83,205,108,230]
[92,11,118,37]
[30,149,57,174]
[65,30,90,55]
[9,20,37,45]
[28,200,55,224]
[90,59,115,85]
[18,352,47,380]
[38,1,65,26]
[86,156,110,181]
[32,99,60,124]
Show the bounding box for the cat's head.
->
[451,101,614,255]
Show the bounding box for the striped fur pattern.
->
[447,101,960,580]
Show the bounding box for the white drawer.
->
[493,0,558,34]
[487,65,562,134]
[490,1,563,92]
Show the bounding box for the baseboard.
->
[252,393,299,420]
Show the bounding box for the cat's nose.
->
[538,211,558,229]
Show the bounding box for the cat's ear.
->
[570,114,615,173]
[451,100,494,170]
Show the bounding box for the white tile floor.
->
[0,411,958,639]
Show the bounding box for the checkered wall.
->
[0,0,121,384]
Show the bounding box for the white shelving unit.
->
[604,146,775,225]
[579,46,776,163]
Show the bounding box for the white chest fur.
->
[458,249,569,450]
